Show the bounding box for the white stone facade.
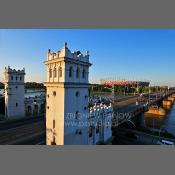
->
[4,66,25,120]
[25,95,46,117]
[44,42,92,145]
[3,66,46,120]
[44,42,113,145]
[88,103,113,144]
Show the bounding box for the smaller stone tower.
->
[4,66,25,120]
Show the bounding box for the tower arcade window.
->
[89,126,93,137]
[96,121,101,134]
[16,103,18,107]
[82,69,85,78]
[59,67,62,77]
[75,91,80,97]
[107,121,110,128]
[76,67,80,78]
[20,76,22,81]
[53,68,57,78]
[69,66,73,77]
[11,76,13,80]
[75,111,79,119]
[49,69,52,78]
[16,76,18,81]
[53,91,56,96]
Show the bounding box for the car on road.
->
[157,140,175,145]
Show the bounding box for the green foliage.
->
[0,82,4,89]
[25,82,45,90]
[138,87,149,93]
[0,82,45,90]
[91,85,111,92]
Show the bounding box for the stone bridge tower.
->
[44,42,92,145]
[4,66,25,120]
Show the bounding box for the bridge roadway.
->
[114,91,175,112]
[112,91,175,126]
[0,116,45,145]
[112,127,175,145]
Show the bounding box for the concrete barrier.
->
[163,100,172,107]
[168,97,175,102]
[145,107,166,116]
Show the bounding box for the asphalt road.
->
[16,132,46,145]
[0,116,45,145]
[0,116,45,131]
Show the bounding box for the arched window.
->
[49,69,52,78]
[75,111,80,119]
[53,68,57,78]
[89,126,93,137]
[75,91,80,97]
[33,105,38,116]
[107,121,110,128]
[96,121,101,133]
[69,66,73,77]
[27,106,32,116]
[82,69,85,78]
[53,91,56,96]
[59,67,62,77]
[76,67,80,78]
[53,120,55,129]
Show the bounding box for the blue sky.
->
[0,29,175,86]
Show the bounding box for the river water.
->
[0,89,45,98]
[144,104,175,136]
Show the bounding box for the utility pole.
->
[112,84,115,103]
[149,82,151,103]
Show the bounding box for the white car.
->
[157,140,174,145]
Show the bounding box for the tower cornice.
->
[44,82,91,88]
[44,57,92,67]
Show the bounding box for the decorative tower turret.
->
[4,66,25,120]
[44,42,92,145]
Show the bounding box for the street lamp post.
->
[149,83,151,103]
[159,126,165,142]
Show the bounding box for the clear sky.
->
[0,29,175,86]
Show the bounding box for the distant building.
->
[4,66,25,119]
[101,79,150,88]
